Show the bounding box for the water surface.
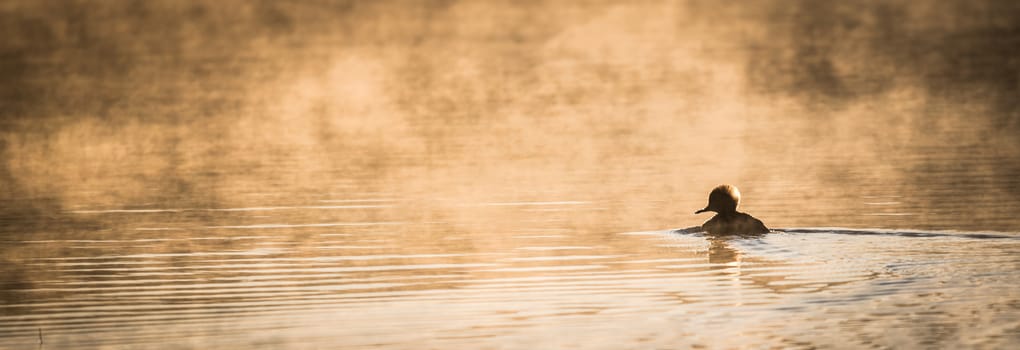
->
[2,195,1019,348]
[2,1,1020,348]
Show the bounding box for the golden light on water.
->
[1,1,1019,348]
[2,1,1017,230]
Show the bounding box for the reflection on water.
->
[1,202,1018,348]
[2,0,1020,349]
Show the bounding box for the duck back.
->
[702,212,769,235]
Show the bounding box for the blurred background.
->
[1,0,1018,233]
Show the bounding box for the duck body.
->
[701,211,769,235]
[695,184,770,235]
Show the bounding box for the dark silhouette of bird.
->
[695,185,769,235]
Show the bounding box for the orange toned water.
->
[2,1,1019,348]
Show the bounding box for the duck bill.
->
[694,208,709,214]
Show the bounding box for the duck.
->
[695,184,770,235]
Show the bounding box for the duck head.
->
[695,184,740,215]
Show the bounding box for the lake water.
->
[1,215,1020,349]
[2,157,1019,348]
[2,1,1019,349]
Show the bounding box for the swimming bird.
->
[695,184,770,235]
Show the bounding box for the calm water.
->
[2,1,1020,349]
[1,163,1019,349]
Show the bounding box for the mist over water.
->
[1,1,1019,349]
[1,0,1018,230]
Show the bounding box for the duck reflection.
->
[705,231,769,264]
[707,237,740,264]
[699,233,806,296]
